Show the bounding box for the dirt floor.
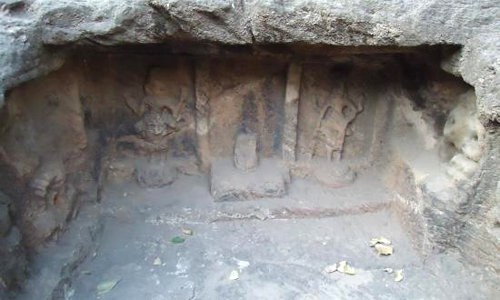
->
[24,174,499,300]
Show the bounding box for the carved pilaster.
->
[282,62,302,162]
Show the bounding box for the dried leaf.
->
[153,257,162,266]
[323,264,337,273]
[383,268,394,274]
[369,237,392,247]
[96,278,120,295]
[394,269,404,282]
[182,228,193,235]
[237,260,250,269]
[337,261,356,275]
[229,270,239,280]
[171,236,185,244]
[375,244,394,256]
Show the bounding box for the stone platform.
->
[210,158,289,202]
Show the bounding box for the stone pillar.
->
[195,61,211,173]
[282,62,302,162]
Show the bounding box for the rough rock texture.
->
[211,158,288,201]
[0,191,27,295]
[443,90,485,182]
[0,0,499,118]
[0,199,11,237]
[136,157,177,188]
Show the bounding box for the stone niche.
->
[0,45,488,294]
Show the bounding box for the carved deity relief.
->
[310,80,363,161]
[112,67,192,188]
[117,105,183,156]
[117,66,191,154]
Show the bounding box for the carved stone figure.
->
[117,106,180,155]
[116,105,184,188]
[311,83,363,161]
[114,67,191,188]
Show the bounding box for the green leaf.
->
[171,236,185,244]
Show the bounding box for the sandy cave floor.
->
[36,174,498,300]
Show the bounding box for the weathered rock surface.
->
[0,191,27,296]
[0,0,499,121]
[0,201,11,237]
[136,157,177,188]
[234,132,258,171]
[211,158,288,201]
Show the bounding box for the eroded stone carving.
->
[113,67,191,188]
[443,90,484,182]
[118,107,180,155]
[234,132,258,171]
[117,106,182,188]
[211,130,288,201]
[310,82,363,161]
[282,62,302,162]
[29,157,65,199]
